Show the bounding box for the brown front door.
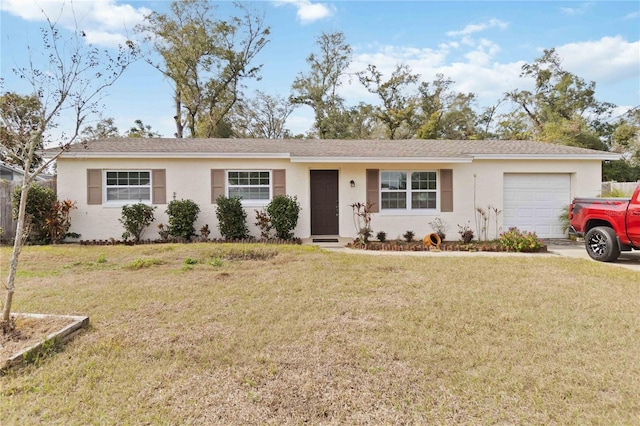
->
[310,170,339,235]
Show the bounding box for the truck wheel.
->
[585,226,620,262]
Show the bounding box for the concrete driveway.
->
[547,241,640,272]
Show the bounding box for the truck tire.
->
[585,226,620,262]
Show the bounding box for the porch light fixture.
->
[350,180,355,188]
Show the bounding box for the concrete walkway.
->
[303,238,640,272]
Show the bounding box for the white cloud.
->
[0,0,150,48]
[559,2,593,16]
[555,36,640,83]
[624,11,640,20]
[446,18,508,37]
[341,39,523,109]
[274,0,334,24]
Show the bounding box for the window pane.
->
[228,171,270,201]
[381,172,406,190]
[139,172,150,185]
[411,172,436,190]
[381,192,406,209]
[105,171,151,202]
[229,186,269,200]
[412,191,436,209]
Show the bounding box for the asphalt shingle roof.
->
[53,138,619,160]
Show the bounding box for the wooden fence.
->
[601,181,639,196]
[0,179,57,243]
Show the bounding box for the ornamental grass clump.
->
[499,227,545,252]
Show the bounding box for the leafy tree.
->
[493,110,533,140]
[290,31,352,139]
[79,117,120,141]
[415,75,479,140]
[603,108,640,181]
[230,91,294,138]
[0,93,45,171]
[345,103,379,139]
[137,0,270,138]
[357,64,420,140]
[125,119,162,138]
[0,12,137,328]
[505,48,615,148]
[610,109,640,162]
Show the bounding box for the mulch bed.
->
[348,240,548,253]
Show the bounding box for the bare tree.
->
[231,91,294,138]
[0,9,138,329]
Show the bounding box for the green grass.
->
[1,243,640,424]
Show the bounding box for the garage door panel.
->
[503,174,570,239]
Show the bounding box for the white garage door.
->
[503,174,570,239]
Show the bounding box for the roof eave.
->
[290,156,473,163]
[56,152,291,159]
[471,154,623,161]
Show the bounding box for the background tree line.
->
[2,0,639,180]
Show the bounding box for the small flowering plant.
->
[499,227,544,252]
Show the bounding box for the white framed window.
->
[227,170,271,202]
[380,170,437,210]
[105,170,151,203]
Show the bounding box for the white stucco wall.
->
[56,157,603,241]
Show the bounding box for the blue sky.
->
[1,0,639,138]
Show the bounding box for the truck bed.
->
[572,197,630,205]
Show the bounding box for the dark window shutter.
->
[440,169,453,212]
[366,169,380,213]
[152,169,166,204]
[211,169,225,203]
[272,169,286,197]
[87,169,102,205]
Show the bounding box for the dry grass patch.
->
[1,243,639,424]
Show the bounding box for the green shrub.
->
[266,195,301,240]
[376,231,387,242]
[499,227,544,252]
[119,203,156,243]
[215,196,249,240]
[166,199,200,240]
[403,230,415,242]
[13,183,55,243]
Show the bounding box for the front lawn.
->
[1,244,639,424]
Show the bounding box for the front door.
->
[310,170,339,235]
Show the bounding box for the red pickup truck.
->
[569,184,640,262]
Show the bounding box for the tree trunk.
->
[2,181,29,323]
[174,92,183,138]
